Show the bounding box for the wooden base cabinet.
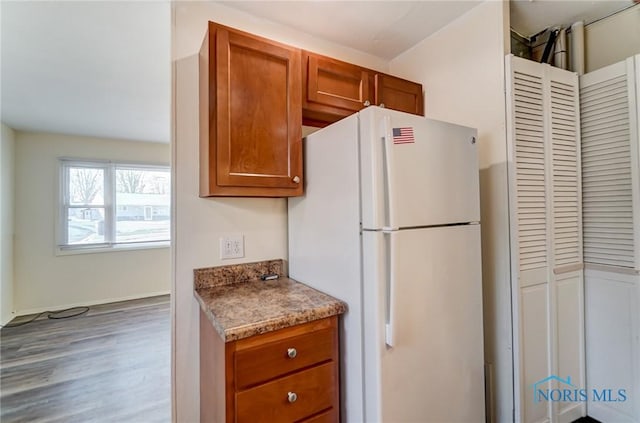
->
[200,312,340,423]
[199,22,303,197]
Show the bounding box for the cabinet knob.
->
[287,347,297,358]
[379,103,385,108]
[287,392,298,403]
[363,100,371,106]
[292,176,300,184]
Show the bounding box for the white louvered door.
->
[580,55,640,423]
[548,66,585,423]
[506,55,585,423]
[581,58,639,270]
[507,57,551,423]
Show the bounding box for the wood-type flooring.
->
[0,295,170,423]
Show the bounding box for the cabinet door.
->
[374,73,424,116]
[201,23,303,197]
[302,51,372,125]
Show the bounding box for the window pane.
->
[115,168,170,243]
[67,207,106,244]
[69,167,104,206]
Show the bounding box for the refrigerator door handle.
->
[382,116,398,231]
[383,230,396,347]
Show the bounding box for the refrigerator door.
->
[359,107,480,230]
[362,224,485,422]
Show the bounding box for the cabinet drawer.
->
[235,327,334,389]
[235,362,336,423]
[299,408,338,423]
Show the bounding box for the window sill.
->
[56,241,171,256]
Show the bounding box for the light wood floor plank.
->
[0,295,170,423]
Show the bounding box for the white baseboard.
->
[14,290,171,317]
[1,312,16,327]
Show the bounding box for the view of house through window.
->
[61,160,170,248]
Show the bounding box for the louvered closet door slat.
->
[581,74,626,93]
[580,61,636,269]
[581,97,628,115]
[514,68,547,273]
[549,72,582,268]
[581,107,628,124]
[582,122,630,137]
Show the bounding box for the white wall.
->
[585,4,640,73]
[1,123,16,325]
[172,2,389,422]
[389,2,512,422]
[13,131,170,314]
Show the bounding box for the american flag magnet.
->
[392,127,415,144]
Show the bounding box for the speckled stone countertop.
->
[194,259,347,342]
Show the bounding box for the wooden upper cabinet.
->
[301,51,424,126]
[375,73,424,116]
[199,22,425,195]
[302,51,373,125]
[199,22,303,197]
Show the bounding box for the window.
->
[60,160,170,250]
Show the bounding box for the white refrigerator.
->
[288,106,485,423]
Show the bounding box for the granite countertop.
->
[194,259,347,342]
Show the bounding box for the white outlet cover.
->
[220,234,244,259]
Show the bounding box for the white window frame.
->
[58,159,170,254]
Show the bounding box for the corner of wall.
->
[584,4,640,73]
[1,123,16,326]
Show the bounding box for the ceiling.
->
[0,1,171,143]
[1,1,635,144]
[219,1,481,60]
[510,0,633,37]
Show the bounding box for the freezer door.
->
[362,225,485,422]
[360,107,480,230]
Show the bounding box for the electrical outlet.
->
[220,234,244,259]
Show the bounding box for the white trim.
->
[59,157,170,169]
[56,241,170,256]
[504,54,524,423]
[13,291,171,318]
[631,55,640,272]
[1,311,16,327]
[169,4,178,422]
[106,163,115,243]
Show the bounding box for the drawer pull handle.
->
[287,391,298,403]
[287,348,297,358]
